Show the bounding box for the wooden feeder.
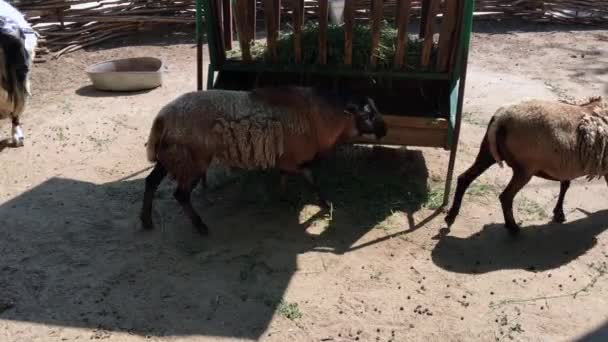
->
[194,0,475,206]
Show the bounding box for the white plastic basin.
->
[86,57,163,92]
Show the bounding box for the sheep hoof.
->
[141,219,154,231]
[12,137,24,147]
[444,212,456,227]
[12,126,24,147]
[552,212,566,224]
[504,222,521,235]
[196,224,209,236]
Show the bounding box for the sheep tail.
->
[146,116,164,162]
[487,111,504,168]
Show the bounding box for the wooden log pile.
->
[9,0,608,62]
[278,0,608,23]
[10,0,196,61]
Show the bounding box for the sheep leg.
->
[445,136,495,226]
[196,173,207,190]
[279,171,288,196]
[552,181,570,223]
[300,168,331,209]
[174,182,209,235]
[11,116,24,147]
[499,170,532,234]
[140,163,167,230]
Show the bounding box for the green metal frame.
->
[195,0,475,206]
[443,0,475,206]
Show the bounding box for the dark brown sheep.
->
[141,86,387,235]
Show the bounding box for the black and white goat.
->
[0,0,37,146]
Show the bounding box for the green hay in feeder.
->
[227,21,435,70]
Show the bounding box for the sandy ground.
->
[1,20,608,342]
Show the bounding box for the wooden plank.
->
[369,0,383,67]
[263,0,279,62]
[436,0,458,71]
[393,0,412,68]
[349,115,448,147]
[318,0,328,65]
[222,0,233,50]
[292,0,304,63]
[233,0,251,61]
[420,0,439,68]
[343,0,355,66]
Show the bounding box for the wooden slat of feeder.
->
[318,0,329,65]
[263,0,279,62]
[292,0,304,63]
[275,0,281,29]
[217,0,225,50]
[248,1,256,38]
[214,0,227,64]
[349,116,449,148]
[234,0,252,62]
[448,0,465,71]
[420,0,440,68]
[436,0,458,71]
[369,0,384,67]
[419,0,430,39]
[222,0,233,50]
[393,0,412,69]
[343,0,355,66]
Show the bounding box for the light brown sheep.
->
[141,86,387,235]
[445,96,607,234]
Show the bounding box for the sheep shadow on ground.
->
[237,144,433,254]
[0,145,431,339]
[575,319,608,341]
[0,138,19,152]
[431,209,608,274]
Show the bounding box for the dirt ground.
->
[1,20,608,342]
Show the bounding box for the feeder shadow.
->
[75,85,157,98]
[431,210,608,274]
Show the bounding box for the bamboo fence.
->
[8,0,608,62]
